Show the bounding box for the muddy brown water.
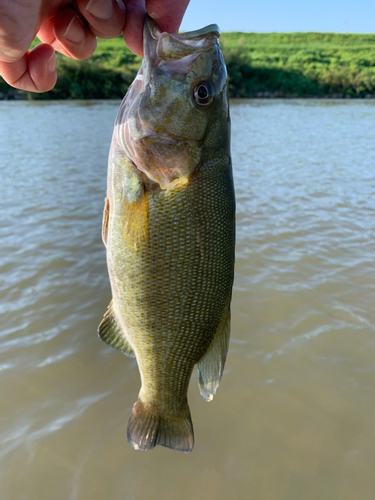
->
[1,99,375,500]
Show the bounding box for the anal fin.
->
[98,301,135,358]
[197,302,231,401]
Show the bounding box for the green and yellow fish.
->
[99,16,235,453]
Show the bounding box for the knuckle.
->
[0,12,32,60]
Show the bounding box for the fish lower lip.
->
[144,15,160,40]
[143,15,161,68]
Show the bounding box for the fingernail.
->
[63,15,85,43]
[86,0,113,19]
[47,52,56,72]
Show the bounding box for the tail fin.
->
[127,399,194,453]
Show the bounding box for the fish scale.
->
[99,15,235,452]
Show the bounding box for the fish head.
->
[114,16,229,189]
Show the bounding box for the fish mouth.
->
[144,14,220,44]
[144,15,220,69]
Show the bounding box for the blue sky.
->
[180,0,375,33]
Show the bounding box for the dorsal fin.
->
[98,301,135,358]
[102,196,110,248]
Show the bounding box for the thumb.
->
[0,7,39,63]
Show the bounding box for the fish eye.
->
[193,81,214,106]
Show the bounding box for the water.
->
[1,99,375,500]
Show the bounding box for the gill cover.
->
[113,15,228,189]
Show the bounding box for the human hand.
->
[0,0,190,93]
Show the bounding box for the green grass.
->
[221,32,375,97]
[1,32,375,99]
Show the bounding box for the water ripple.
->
[1,100,375,500]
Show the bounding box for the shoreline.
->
[1,90,375,101]
[2,31,375,100]
[2,94,375,103]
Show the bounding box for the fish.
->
[98,15,235,453]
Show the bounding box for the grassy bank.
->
[1,32,375,99]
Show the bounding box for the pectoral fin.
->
[123,186,149,248]
[98,301,135,358]
[197,302,231,401]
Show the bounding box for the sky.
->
[180,0,375,33]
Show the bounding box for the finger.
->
[37,15,78,60]
[0,1,39,63]
[52,7,97,60]
[0,43,57,92]
[77,0,126,39]
[123,0,146,57]
[146,0,190,33]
